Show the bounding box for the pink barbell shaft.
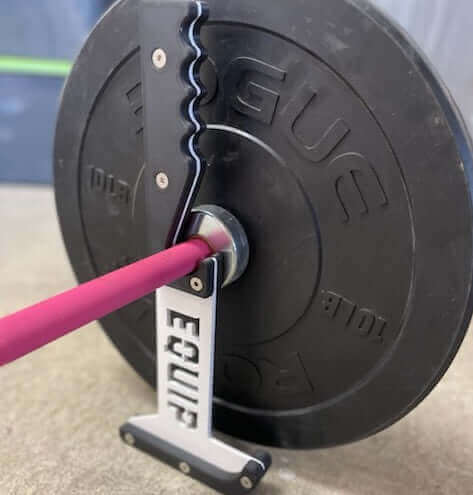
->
[0,238,213,366]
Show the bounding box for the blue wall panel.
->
[0,0,114,183]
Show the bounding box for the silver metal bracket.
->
[122,0,270,489]
[120,255,271,493]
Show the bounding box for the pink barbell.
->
[0,238,213,366]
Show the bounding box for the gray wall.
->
[0,0,114,59]
[373,0,473,135]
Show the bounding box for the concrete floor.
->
[1,185,473,494]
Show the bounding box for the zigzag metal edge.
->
[172,0,209,245]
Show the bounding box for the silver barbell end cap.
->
[185,204,249,287]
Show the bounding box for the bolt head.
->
[179,462,191,475]
[123,432,135,446]
[190,277,204,292]
[152,48,167,69]
[240,476,253,490]
[156,172,169,190]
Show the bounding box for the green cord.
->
[0,55,72,78]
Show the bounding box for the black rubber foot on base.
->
[120,422,271,494]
